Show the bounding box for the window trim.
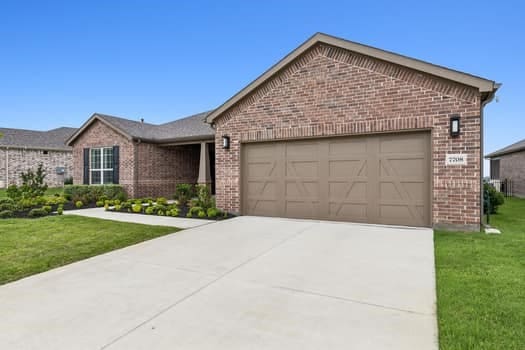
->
[90,147,114,185]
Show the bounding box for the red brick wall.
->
[71,119,201,198]
[135,143,200,198]
[213,43,482,230]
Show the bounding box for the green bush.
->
[484,182,505,214]
[6,185,21,200]
[195,185,213,210]
[132,203,142,213]
[0,210,14,218]
[114,204,122,211]
[197,210,206,218]
[42,205,52,213]
[28,208,48,218]
[206,207,220,218]
[75,201,83,209]
[169,208,179,217]
[175,183,194,206]
[156,197,168,205]
[96,200,105,207]
[189,206,203,216]
[19,164,48,198]
[63,185,127,204]
[45,196,67,206]
[145,207,154,215]
[186,212,192,218]
[57,205,64,215]
[0,198,16,212]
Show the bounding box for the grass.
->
[0,215,178,285]
[0,187,64,198]
[435,197,525,350]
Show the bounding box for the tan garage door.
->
[242,132,430,227]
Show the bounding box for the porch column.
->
[197,142,211,185]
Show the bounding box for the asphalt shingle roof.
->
[90,111,215,143]
[0,126,77,151]
[485,138,525,158]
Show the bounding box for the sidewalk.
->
[64,207,214,229]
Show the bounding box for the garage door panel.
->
[243,132,430,227]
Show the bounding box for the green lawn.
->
[0,215,178,285]
[435,197,525,350]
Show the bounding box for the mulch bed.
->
[106,205,236,221]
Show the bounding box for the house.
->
[0,126,76,188]
[66,112,215,198]
[486,138,525,197]
[69,33,499,231]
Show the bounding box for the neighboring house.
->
[0,127,76,188]
[70,33,499,231]
[486,138,525,197]
[66,112,215,198]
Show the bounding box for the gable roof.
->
[206,32,500,124]
[0,126,77,151]
[485,138,525,158]
[66,111,215,146]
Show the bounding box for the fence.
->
[488,178,513,197]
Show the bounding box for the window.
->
[90,147,114,184]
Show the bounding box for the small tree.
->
[20,163,48,198]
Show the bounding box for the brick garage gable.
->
[213,43,483,230]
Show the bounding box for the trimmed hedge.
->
[63,185,127,204]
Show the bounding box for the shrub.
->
[45,196,67,206]
[145,207,154,215]
[484,182,505,214]
[96,200,105,207]
[75,201,83,209]
[6,185,21,200]
[189,206,203,216]
[114,204,121,211]
[197,210,206,218]
[195,185,213,210]
[132,204,142,213]
[104,203,110,211]
[186,212,192,218]
[169,208,179,217]
[28,208,48,218]
[57,205,64,215]
[0,210,14,218]
[175,183,194,206]
[206,207,219,218]
[42,205,52,213]
[19,164,48,198]
[0,198,15,212]
[156,197,168,205]
[63,185,127,204]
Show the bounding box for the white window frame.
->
[90,147,113,185]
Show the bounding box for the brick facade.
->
[0,147,72,188]
[71,120,201,198]
[213,43,483,230]
[499,151,525,197]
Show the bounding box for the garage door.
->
[242,132,430,227]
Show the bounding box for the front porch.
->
[133,140,215,198]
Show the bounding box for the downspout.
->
[480,84,500,228]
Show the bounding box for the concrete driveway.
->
[0,217,437,350]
